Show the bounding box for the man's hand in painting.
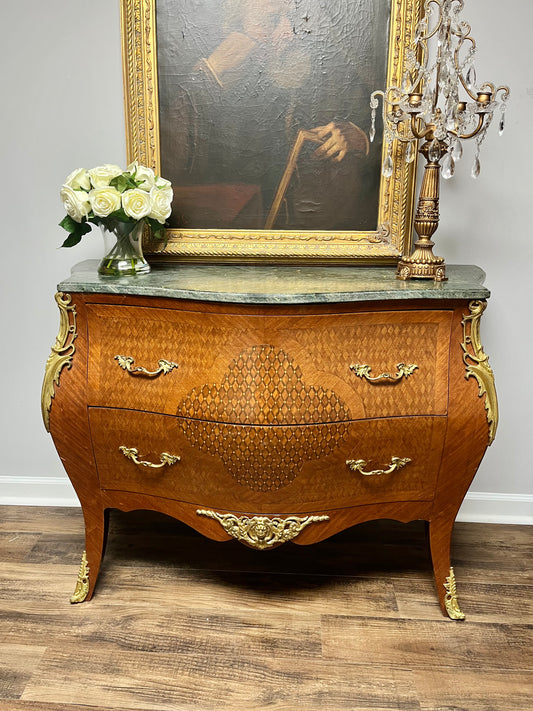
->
[310,122,370,163]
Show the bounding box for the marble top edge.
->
[57,261,490,303]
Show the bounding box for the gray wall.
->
[1,1,531,521]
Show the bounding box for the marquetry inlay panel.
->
[176,344,351,425]
[296,318,447,417]
[177,344,351,491]
[180,420,349,492]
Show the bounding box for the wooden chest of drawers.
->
[42,263,496,619]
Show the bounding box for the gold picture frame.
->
[121,0,421,263]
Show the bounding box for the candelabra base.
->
[396,243,447,282]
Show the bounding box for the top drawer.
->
[87,303,452,421]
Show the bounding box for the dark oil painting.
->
[157,0,390,231]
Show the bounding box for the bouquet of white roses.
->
[59,162,173,247]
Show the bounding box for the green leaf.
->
[59,219,92,248]
[110,174,139,193]
[60,232,83,248]
[127,168,143,187]
[108,207,133,223]
[146,217,168,245]
[59,214,80,233]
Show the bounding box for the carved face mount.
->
[196,510,329,549]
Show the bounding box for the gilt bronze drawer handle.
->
[346,456,411,477]
[119,446,180,469]
[350,362,418,382]
[115,355,179,377]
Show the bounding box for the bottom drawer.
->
[89,408,446,512]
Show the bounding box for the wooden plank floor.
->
[0,506,531,711]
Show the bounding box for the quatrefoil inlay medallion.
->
[177,345,350,492]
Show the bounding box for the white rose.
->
[128,162,156,190]
[122,188,152,220]
[155,176,172,189]
[65,168,91,191]
[88,164,123,188]
[89,187,122,217]
[60,185,91,223]
[148,185,173,223]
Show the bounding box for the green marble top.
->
[58,260,489,304]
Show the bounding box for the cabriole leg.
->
[71,507,109,603]
[428,516,465,620]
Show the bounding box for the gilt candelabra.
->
[370,0,509,281]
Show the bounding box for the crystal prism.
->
[382,153,394,178]
[451,138,463,161]
[466,65,477,91]
[471,155,481,179]
[446,114,457,132]
[462,46,476,71]
[428,139,441,162]
[499,112,505,135]
[405,49,417,71]
[370,108,376,143]
[434,124,447,141]
[405,141,415,164]
[441,152,455,179]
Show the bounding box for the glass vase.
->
[97,220,150,276]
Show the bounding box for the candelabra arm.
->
[424,0,444,41]
[457,41,479,100]
[410,114,432,140]
[450,113,485,141]
[480,82,509,99]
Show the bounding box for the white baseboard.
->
[0,476,532,524]
[0,476,79,507]
[456,492,533,525]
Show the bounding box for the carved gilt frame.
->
[121,0,421,263]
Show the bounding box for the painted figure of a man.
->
[159,0,385,230]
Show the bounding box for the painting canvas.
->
[122,0,419,261]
